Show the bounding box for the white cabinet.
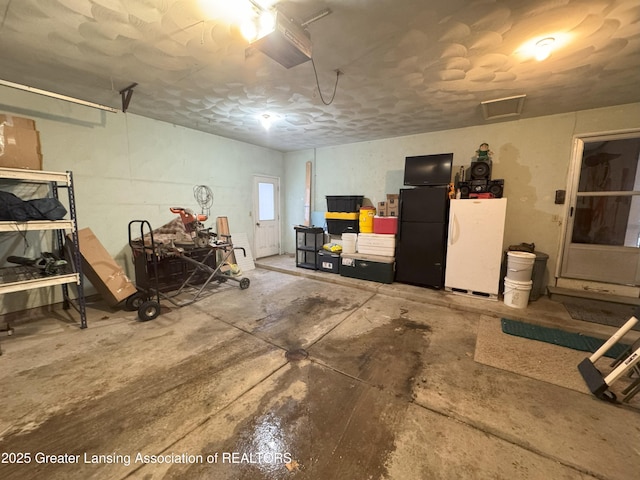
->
[0,167,86,336]
[444,198,507,299]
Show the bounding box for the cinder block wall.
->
[0,86,284,315]
[284,103,640,288]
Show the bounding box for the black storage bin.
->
[326,195,364,212]
[326,219,359,235]
[340,253,395,284]
[317,250,341,274]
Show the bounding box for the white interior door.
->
[560,133,640,285]
[253,175,280,258]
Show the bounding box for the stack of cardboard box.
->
[0,114,42,170]
[376,194,399,217]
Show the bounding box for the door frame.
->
[555,127,640,286]
[252,174,281,258]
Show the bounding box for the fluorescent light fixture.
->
[0,79,117,112]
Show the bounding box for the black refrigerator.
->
[395,186,450,288]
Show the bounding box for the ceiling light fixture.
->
[241,7,276,42]
[515,34,570,62]
[260,113,272,130]
[534,37,555,61]
[258,112,281,130]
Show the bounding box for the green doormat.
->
[501,319,631,359]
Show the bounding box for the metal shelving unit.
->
[0,167,87,340]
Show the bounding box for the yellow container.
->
[325,212,359,220]
[359,206,376,233]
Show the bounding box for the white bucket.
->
[342,233,357,254]
[506,251,536,282]
[503,277,533,309]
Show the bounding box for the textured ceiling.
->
[0,0,639,152]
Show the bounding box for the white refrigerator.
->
[444,198,507,298]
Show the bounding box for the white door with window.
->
[253,175,280,258]
[560,132,640,286]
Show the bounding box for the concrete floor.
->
[0,254,639,480]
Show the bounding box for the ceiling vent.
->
[249,11,312,69]
[481,95,526,120]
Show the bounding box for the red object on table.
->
[469,193,494,199]
[373,215,398,234]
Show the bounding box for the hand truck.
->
[578,316,640,403]
[127,220,250,321]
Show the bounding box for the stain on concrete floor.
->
[2,268,639,480]
[161,316,432,479]
[0,332,281,480]
[0,311,431,480]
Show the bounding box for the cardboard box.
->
[0,125,42,170]
[386,194,399,217]
[0,114,36,130]
[377,201,388,217]
[72,228,138,306]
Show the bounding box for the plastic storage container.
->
[326,219,359,235]
[318,250,341,274]
[373,216,398,234]
[342,233,357,254]
[326,195,364,212]
[340,253,395,284]
[357,233,396,256]
[325,211,360,234]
